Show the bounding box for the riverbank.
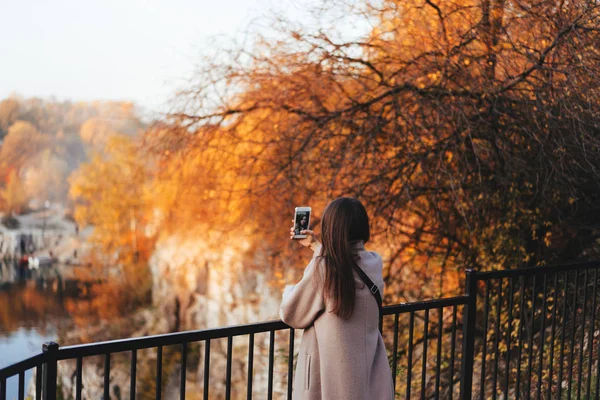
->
[0,204,91,262]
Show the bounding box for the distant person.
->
[19,235,26,256]
[280,197,393,400]
[27,234,34,253]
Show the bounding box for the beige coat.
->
[279,242,394,400]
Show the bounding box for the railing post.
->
[42,342,59,400]
[460,269,477,400]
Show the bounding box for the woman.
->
[295,214,309,235]
[280,197,394,400]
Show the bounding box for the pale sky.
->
[0,0,313,116]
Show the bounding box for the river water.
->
[0,259,85,398]
[0,329,55,400]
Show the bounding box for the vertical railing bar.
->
[459,269,477,400]
[406,311,415,400]
[225,336,233,400]
[18,370,24,400]
[504,277,515,399]
[156,346,163,400]
[103,353,110,400]
[435,307,443,400]
[130,349,137,400]
[268,330,275,400]
[480,280,491,400]
[287,328,295,400]
[536,273,548,399]
[421,309,429,399]
[492,278,503,400]
[42,341,59,400]
[36,364,42,400]
[203,339,211,400]
[597,360,600,400]
[0,377,5,400]
[525,274,536,400]
[567,270,579,400]
[75,357,82,400]
[515,275,526,400]
[558,271,570,400]
[247,333,254,400]
[577,269,589,400]
[180,342,187,400]
[586,269,597,399]
[392,313,399,394]
[546,273,559,400]
[449,305,458,400]
[594,269,600,399]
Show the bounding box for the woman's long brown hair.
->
[318,197,370,319]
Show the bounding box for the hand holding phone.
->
[292,207,311,239]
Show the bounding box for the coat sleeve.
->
[279,248,325,329]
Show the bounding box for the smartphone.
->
[293,207,312,239]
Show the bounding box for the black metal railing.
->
[472,261,600,400]
[2,261,600,399]
[382,296,469,399]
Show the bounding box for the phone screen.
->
[294,209,311,237]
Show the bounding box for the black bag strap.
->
[353,264,383,312]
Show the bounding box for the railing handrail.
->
[475,260,600,280]
[58,320,289,360]
[1,296,471,373]
[0,353,46,380]
[382,295,469,315]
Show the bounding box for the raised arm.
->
[279,249,325,329]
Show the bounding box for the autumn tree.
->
[0,119,82,204]
[79,117,119,148]
[70,134,152,264]
[0,169,28,215]
[69,134,154,319]
[156,0,600,300]
[0,121,49,170]
[80,104,143,150]
[22,149,70,203]
[0,98,20,138]
[0,97,148,207]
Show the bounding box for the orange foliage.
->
[155,0,600,301]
